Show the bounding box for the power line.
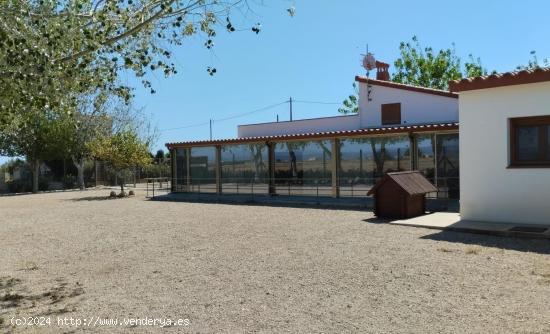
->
[159,101,287,132]
[159,98,342,133]
[293,99,341,105]
[160,120,211,132]
[214,101,287,122]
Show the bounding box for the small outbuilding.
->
[367,171,437,219]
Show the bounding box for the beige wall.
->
[459,81,550,225]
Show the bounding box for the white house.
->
[238,62,458,137]
[450,68,550,225]
[167,62,460,200]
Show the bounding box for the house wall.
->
[358,82,458,128]
[238,81,458,138]
[238,114,360,138]
[459,81,550,225]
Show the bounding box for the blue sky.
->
[2,0,549,163]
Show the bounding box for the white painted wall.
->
[358,82,458,128]
[238,115,360,138]
[238,81,458,138]
[459,81,550,225]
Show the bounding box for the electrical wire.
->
[293,99,341,105]
[159,100,287,132]
[159,98,343,132]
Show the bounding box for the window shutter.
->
[381,103,401,125]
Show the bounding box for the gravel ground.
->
[0,189,549,334]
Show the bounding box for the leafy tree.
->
[0,0,265,128]
[463,54,487,78]
[339,37,489,115]
[516,50,549,70]
[56,93,114,190]
[88,130,151,194]
[393,36,487,90]
[0,109,68,193]
[155,149,165,164]
[338,83,359,114]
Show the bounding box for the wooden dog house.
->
[367,171,437,219]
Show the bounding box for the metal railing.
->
[146,176,459,200]
[339,176,459,199]
[145,177,171,198]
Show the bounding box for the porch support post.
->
[409,132,416,170]
[171,148,176,192]
[186,147,191,192]
[215,145,222,195]
[268,142,276,195]
[331,138,340,198]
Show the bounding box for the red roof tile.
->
[449,67,550,92]
[367,171,437,196]
[355,76,458,98]
[165,122,458,148]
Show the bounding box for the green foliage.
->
[340,37,492,113]
[154,149,165,164]
[6,177,48,193]
[516,50,549,70]
[338,83,359,114]
[393,36,488,90]
[0,0,261,127]
[88,130,152,172]
[464,54,487,78]
[0,108,67,161]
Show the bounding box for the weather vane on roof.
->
[361,44,375,101]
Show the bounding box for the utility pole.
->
[209,119,212,140]
[289,96,293,121]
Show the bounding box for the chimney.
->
[375,61,390,81]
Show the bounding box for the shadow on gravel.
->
[0,276,84,331]
[421,230,550,254]
[151,193,372,212]
[362,217,390,224]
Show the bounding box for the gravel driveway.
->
[1,190,549,333]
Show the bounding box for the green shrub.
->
[63,175,76,189]
[6,179,32,193]
[38,177,49,191]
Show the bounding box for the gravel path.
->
[0,190,549,333]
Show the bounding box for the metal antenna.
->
[209,119,212,140]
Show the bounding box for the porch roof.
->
[165,122,458,149]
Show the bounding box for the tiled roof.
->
[355,76,458,98]
[367,171,438,196]
[449,67,550,92]
[165,122,458,148]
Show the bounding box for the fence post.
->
[215,145,222,195]
[331,138,340,198]
[186,148,191,192]
[267,142,276,196]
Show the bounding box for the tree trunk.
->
[30,159,39,193]
[72,156,86,190]
[120,176,125,194]
[371,140,386,177]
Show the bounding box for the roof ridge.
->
[355,76,458,98]
[166,122,459,148]
[451,66,550,84]
[449,67,550,92]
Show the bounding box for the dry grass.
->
[1,189,550,333]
